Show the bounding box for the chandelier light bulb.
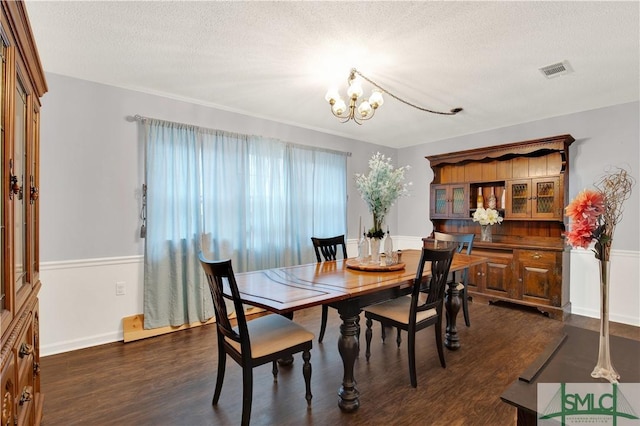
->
[332,99,347,115]
[325,89,339,104]
[358,101,372,117]
[347,81,363,100]
[369,91,384,108]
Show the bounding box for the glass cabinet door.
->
[0,35,5,312]
[507,179,531,218]
[14,79,27,295]
[430,184,468,218]
[532,177,560,219]
[432,185,448,218]
[450,185,467,216]
[30,107,40,282]
[507,177,561,219]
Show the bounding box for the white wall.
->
[397,101,640,251]
[39,73,639,355]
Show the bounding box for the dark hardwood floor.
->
[40,301,639,426]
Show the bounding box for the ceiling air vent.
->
[539,60,573,78]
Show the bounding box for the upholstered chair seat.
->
[228,315,314,359]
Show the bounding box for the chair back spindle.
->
[414,246,456,310]
[311,235,348,262]
[199,254,250,353]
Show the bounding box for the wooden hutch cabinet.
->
[1,2,47,425]
[427,135,574,320]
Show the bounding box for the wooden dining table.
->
[233,243,488,412]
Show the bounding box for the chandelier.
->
[325,68,463,124]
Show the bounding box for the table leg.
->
[278,312,295,366]
[336,304,360,412]
[444,281,461,350]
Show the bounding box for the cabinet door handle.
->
[19,343,33,358]
[532,253,541,259]
[10,175,19,194]
[9,174,22,201]
[30,175,39,203]
[19,387,32,406]
[30,186,39,203]
[8,159,22,200]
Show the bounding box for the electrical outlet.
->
[116,281,126,296]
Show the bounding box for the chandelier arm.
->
[330,100,366,124]
[352,68,463,115]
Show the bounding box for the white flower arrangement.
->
[472,207,503,226]
[355,152,411,238]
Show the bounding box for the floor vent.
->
[539,60,573,78]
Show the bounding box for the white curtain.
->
[141,119,347,329]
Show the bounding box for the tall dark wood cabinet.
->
[427,135,574,320]
[1,2,47,425]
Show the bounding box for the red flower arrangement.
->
[564,167,633,261]
[564,189,605,250]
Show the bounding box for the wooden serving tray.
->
[346,259,406,272]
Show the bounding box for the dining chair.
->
[363,244,456,388]
[311,235,348,343]
[433,231,475,326]
[198,253,313,426]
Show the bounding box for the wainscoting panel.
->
[40,256,144,356]
[569,249,639,326]
[39,242,638,356]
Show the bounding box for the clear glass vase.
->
[370,238,381,264]
[357,234,368,264]
[480,225,492,242]
[591,259,619,383]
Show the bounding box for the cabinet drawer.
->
[517,250,555,265]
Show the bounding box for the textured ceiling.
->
[25,1,640,148]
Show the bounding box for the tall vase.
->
[480,225,492,242]
[369,238,381,264]
[591,259,619,383]
[488,187,497,209]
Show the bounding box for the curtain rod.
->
[129,114,352,157]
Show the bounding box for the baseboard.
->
[122,314,216,342]
[122,307,268,343]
